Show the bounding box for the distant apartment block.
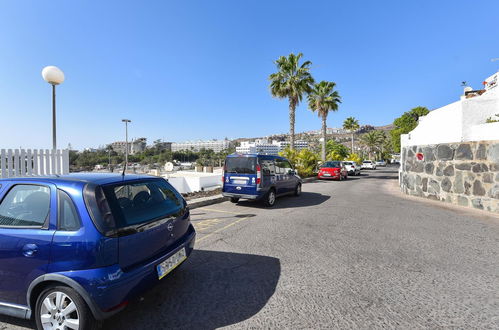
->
[110,137,147,155]
[154,141,172,152]
[236,139,309,155]
[304,127,346,135]
[171,139,230,152]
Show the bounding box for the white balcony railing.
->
[0,149,69,179]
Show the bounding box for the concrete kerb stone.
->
[187,195,228,209]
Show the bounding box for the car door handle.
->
[22,244,38,257]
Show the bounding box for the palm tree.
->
[343,117,359,154]
[307,81,341,161]
[269,53,314,150]
[360,130,385,159]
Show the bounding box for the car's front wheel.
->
[35,285,97,330]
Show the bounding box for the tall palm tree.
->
[269,53,314,150]
[307,81,341,161]
[343,117,359,154]
[360,130,384,159]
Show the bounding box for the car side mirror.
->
[288,169,296,175]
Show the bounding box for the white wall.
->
[164,173,221,194]
[403,73,499,147]
[461,96,499,140]
[467,122,499,141]
[404,101,462,146]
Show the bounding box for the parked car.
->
[342,161,361,176]
[375,160,387,167]
[361,160,377,170]
[318,161,348,180]
[222,153,302,207]
[0,174,195,328]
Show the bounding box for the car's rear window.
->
[343,162,353,165]
[225,157,256,174]
[101,179,184,229]
[321,161,341,168]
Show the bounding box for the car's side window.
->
[260,159,275,176]
[0,184,50,228]
[282,161,293,174]
[58,190,81,231]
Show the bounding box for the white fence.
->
[0,149,69,178]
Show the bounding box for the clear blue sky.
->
[1,0,499,150]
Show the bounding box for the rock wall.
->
[400,141,499,213]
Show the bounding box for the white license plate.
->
[157,248,187,280]
[323,173,331,176]
[232,180,247,185]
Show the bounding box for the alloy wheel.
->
[40,291,80,330]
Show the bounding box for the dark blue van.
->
[222,154,302,207]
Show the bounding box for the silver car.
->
[343,161,361,176]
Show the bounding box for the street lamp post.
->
[122,119,131,172]
[41,66,65,150]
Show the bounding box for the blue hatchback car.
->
[0,173,195,329]
[222,153,302,207]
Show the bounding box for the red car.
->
[318,161,348,180]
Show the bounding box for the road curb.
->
[302,176,318,183]
[187,194,227,209]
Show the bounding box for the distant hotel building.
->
[236,139,309,155]
[110,137,147,155]
[171,139,230,152]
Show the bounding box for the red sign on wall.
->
[416,152,424,161]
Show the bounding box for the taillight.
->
[256,164,261,185]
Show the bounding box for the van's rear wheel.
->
[230,197,239,203]
[35,285,97,330]
[264,189,276,207]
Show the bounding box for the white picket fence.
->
[0,149,69,178]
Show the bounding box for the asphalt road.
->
[2,167,499,329]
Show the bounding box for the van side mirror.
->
[288,169,296,175]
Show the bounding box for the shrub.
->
[346,153,362,164]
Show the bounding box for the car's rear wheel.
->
[230,197,239,203]
[264,189,276,207]
[294,183,302,196]
[35,285,97,330]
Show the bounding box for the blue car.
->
[0,173,195,329]
[222,153,302,207]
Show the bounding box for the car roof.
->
[0,173,158,187]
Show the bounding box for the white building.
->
[171,139,230,152]
[236,139,309,155]
[275,140,309,150]
[401,71,499,147]
[110,137,147,155]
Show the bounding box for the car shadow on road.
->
[235,191,330,210]
[103,249,281,330]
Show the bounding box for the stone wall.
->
[400,141,499,213]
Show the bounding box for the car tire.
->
[294,183,302,196]
[264,189,276,207]
[230,197,239,203]
[35,285,98,330]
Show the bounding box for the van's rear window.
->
[225,157,256,174]
[102,179,183,229]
